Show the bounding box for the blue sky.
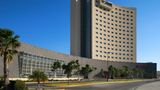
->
[0,0,160,70]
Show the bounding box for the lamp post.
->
[106,52,110,81]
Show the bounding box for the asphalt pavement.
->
[136,80,160,90]
[27,79,160,90]
[64,80,159,90]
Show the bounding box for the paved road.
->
[136,80,160,90]
[27,80,159,90]
[64,80,158,90]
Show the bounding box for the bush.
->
[7,81,16,90]
[15,81,28,90]
[7,81,28,90]
[0,81,4,89]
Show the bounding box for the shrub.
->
[0,80,4,89]
[7,81,28,90]
[15,81,28,90]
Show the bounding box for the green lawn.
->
[46,79,145,87]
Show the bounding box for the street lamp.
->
[106,52,110,81]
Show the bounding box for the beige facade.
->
[92,0,136,62]
[0,43,156,78]
[71,0,136,63]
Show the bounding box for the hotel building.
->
[71,0,136,63]
[0,0,157,79]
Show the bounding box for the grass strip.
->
[46,79,145,87]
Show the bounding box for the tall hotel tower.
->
[71,0,136,63]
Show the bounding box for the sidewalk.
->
[136,81,160,90]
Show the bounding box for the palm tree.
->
[51,60,62,78]
[0,29,20,87]
[29,70,48,87]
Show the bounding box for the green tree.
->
[121,66,129,78]
[128,70,134,79]
[74,60,80,73]
[115,68,122,78]
[62,60,79,84]
[134,69,144,78]
[73,60,80,80]
[139,70,144,78]
[108,65,116,79]
[0,29,21,87]
[133,68,138,78]
[29,70,48,86]
[80,64,96,79]
[98,69,105,78]
[51,60,62,78]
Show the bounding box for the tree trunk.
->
[38,79,40,85]
[37,79,40,89]
[142,74,144,78]
[77,71,80,81]
[68,77,69,85]
[54,71,57,78]
[3,54,9,89]
[136,74,139,78]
